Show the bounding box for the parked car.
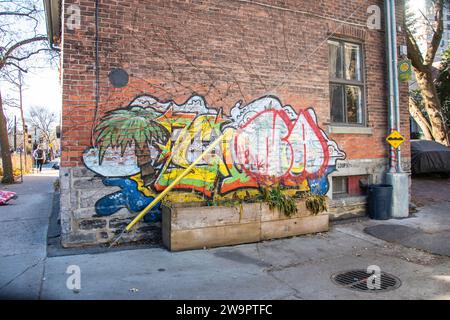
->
[411,139,450,175]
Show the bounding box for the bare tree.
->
[406,0,450,145]
[5,115,14,135]
[28,106,57,146]
[3,70,31,167]
[0,0,53,183]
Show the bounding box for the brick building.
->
[45,0,410,247]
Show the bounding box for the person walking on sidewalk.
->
[33,145,46,172]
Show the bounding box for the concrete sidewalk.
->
[1,172,449,299]
[39,223,450,300]
[365,176,450,256]
[0,163,59,299]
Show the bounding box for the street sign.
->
[386,130,406,148]
[398,59,412,82]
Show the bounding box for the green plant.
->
[259,184,298,217]
[205,197,242,208]
[160,198,173,210]
[301,192,328,215]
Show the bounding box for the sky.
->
[406,0,428,53]
[1,0,61,127]
[409,0,425,11]
[1,66,62,118]
[21,67,61,116]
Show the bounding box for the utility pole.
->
[18,70,28,170]
[13,115,17,150]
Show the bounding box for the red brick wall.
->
[61,0,410,167]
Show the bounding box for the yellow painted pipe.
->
[125,134,225,232]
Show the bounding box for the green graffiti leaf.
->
[94,106,169,163]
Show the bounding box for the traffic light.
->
[27,134,32,144]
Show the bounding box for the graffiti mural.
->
[83,95,345,220]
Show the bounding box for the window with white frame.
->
[328,40,365,125]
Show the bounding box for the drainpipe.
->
[389,0,403,173]
[384,0,409,218]
[384,0,396,173]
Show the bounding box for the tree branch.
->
[6,47,51,62]
[4,62,28,73]
[0,1,39,17]
[0,35,47,66]
[406,26,426,73]
[424,0,444,65]
[418,8,436,33]
[409,96,434,140]
[0,10,36,17]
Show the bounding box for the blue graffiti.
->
[94,178,161,222]
[306,166,336,195]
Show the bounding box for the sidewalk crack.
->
[0,257,47,292]
[266,271,304,300]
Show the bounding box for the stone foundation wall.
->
[329,197,367,220]
[327,157,411,220]
[59,167,161,247]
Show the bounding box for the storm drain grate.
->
[331,269,401,292]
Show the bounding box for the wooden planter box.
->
[162,200,329,251]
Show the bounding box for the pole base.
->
[385,172,409,218]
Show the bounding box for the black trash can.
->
[368,184,393,220]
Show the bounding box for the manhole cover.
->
[331,269,401,292]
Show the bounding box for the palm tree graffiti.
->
[95,106,168,186]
